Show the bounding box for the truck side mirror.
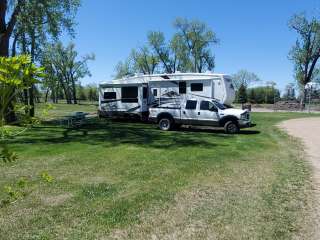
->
[209,106,218,112]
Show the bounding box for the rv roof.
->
[99,82,146,88]
[100,72,230,86]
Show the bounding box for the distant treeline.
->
[28,84,99,104]
[235,86,281,104]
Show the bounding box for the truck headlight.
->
[240,113,249,120]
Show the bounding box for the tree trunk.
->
[71,76,77,104]
[45,88,49,103]
[23,89,29,114]
[58,79,72,104]
[29,30,36,117]
[29,86,35,117]
[0,34,9,57]
[21,33,30,114]
[11,33,18,56]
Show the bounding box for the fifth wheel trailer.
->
[98,73,236,119]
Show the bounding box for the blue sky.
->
[67,0,319,92]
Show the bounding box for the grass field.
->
[0,103,318,239]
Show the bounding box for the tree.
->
[0,55,46,163]
[247,88,256,103]
[246,86,281,104]
[16,0,80,116]
[0,0,22,56]
[0,0,80,57]
[77,85,87,101]
[174,18,218,72]
[0,55,43,124]
[237,84,247,105]
[147,31,191,73]
[284,83,296,100]
[87,85,98,102]
[114,59,133,79]
[288,13,320,107]
[0,0,81,120]
[130,47,159,75]
[42,42,94,104]
[148,31,173,73]
[232,70,260,90]
[114,18,218,78]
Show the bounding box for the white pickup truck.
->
[149,98,251,134]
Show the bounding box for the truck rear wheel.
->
[159,118,172,131]
[224,121,239,134]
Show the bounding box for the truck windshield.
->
[213,101,226,110]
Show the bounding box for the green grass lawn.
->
[36,102,98,119]
[0,104,318,239]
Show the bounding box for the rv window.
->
[200,101,217,112]
[191,83,203,92]
[143,87,148,99]
[104,92,116,99]
[153,89,157,97]
[121,86,138,103]
[179,81,186,94]
[186,100,197,110]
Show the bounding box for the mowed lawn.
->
[0,104,318,239]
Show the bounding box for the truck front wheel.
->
[224,121,239,134]
[159,118,172,131]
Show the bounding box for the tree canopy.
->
[41,42,95,104]
[232,70,260,90]
[0,55,44,123]
[114,18,218,78]
[288,13,320,106]
[0,0,80,57]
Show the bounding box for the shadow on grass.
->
[176,126,260,135]
[8,117,259,149]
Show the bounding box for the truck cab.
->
[149,98,251,134]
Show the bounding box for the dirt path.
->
[279,117,320,239]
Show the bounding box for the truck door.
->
[198,100,219,126]
[181,100,198,125]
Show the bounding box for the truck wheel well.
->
[157,112,174,123]
[219,116,238,127]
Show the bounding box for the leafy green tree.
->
[288,13,320,107]
[237,84,247,105]
[0,0,80,57]
[232,70,260,90]
[147,31,192,74]
[87,85,98,102]
[0,0,81,120]
[114,18,218,78]
[42,42,95,104]
[0,55,44,129]
[114,59,133,79]
[246,86,281,104]
[247,88,256,103]
[77,85,87,101]
[131,47,159,75]
[174,18,218,72]
[148,31,173,73]
[284,83,296,100]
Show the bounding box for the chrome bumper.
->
[238,120,252,128]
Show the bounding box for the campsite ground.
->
[0,103,319,239]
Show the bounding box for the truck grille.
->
[242,113,250,120]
